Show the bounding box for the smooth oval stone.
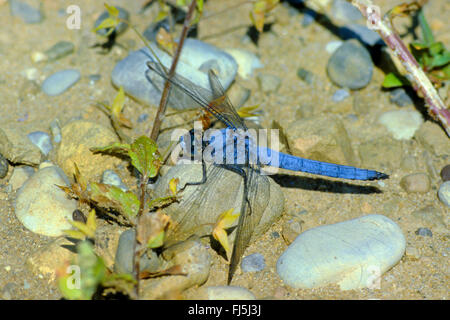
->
[438,181,450,207]
[152,163,284,246]
[378,109,423,140]
[45,41,75,61]
[27,131,52,156]
[14,164,76,237]
[400,173,431,193]
[326,40,373,90]
[111,39,238,110]
[389,88,414,107]
[332,89,350,102]
[277,214,406,290]
[440,164,450,182]
[332,0,363,22]
[41,69,80,96]
[101,169,128,191]
[94,6,129,36]
[9,0,43,24]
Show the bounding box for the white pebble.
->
[224,48,263,79]
[378,109,424,140]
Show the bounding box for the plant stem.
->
[149,0,198,142]
[348,0,450,137]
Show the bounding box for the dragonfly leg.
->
[178,159,207,192]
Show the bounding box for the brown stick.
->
[149,0,198,142]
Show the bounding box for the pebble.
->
[152,163,284,244]
[415,227,432,237]
[141,239,211,299]
[0,153,8,178]
[440,165,450,182]
[389,88,414,107]
[114,229,161,275]
[411,205,446,232]
[14,163,76,237]
[44,41,75,61]
[41,69,81,96]
[9,165,35,191]
[339,24,383,46]
[332,0,363,22]
[101,169,128,191]
[49,119,61,143]
[257,73,282,93]
[27,131,53,156]
[332,89,350,102]
[9,0,43,24]
[0,124,42,165]
[437,181,450,207]
[224,48,263,80]
[296,67,314,85]
[301,9,317,27]
[88,74,101,85]
[56,120,122,182]
[286,114,358,166]
[378,109,423,140]
[190,286,256,300]
[277,214,406,290]
[111,39,238,109]
[400,173,431,193]
[415,122,450,157]
[143,18,171,42]
[282,218,303,245]
[326,40,373,90]
[137,113,149,123]
[94,6,130,36]
[325,40,343,54]
[241,253,266,272]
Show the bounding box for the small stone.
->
[400,173,431,193]
[332,0,363,22]
[296,67,314,85]
[9,165,35,191]
[9,0,43,24]
[277,214,406,290]
[101,169,128,191]
[282,218,303,245]
[27,131,53,156]
[190,286,256,300]
[88,74,101,85]
[339,24,383,46]
[241,253,265,272]
[326,40,373,90]
[257,73,282,93]
[224,48,263,80]
[437,181,450,207]
[378,109,423,140]
[440,165,450,182]
[56,120,122,182]
[301,9,317,27]
[415,227,432,237]
[44,41,75,61]
[415,122,450,157]
[143,18,171,42]
[389,88,414,107]
[14,164,76,236]
[72,209,86,223]
[41,69,81,96]
[405,246,421,260]
[94,6,129,36]
[0,153,8,179]
[22,67,39,80]
[0,124,42,165]
[49,119,61,143]
[332,89,350,102]
[411,205,445,231]
[325,40,343,54]
[271,231,280,239]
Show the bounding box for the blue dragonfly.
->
[146,60,388,283]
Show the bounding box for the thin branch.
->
[348,0,450,136]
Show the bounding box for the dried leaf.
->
[212,208,239,261]
[237,104,259,118]
[156,27,177,55]
[136,211,170,248]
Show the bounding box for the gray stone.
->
[94,6,129,36]
[45,41,75,61]
[27,131,52,156]
[9,0,43,24]
[41,69,81,96]
[302,9,317,27]
[14,163,76,236]
[325,40,343,54]
[332,0,363,22]
[277,214,406,290]
[339,24,383,46]
[49,119,61,143]
[101,169,128,191]
[241,253,265,272]
[327,40,373,90]
[152,163,284,246]
[440,165,450,182]
[143,18,171,43]
[389,88,414,107]
[332,89,350,102]
[296,67,314,85]
[415,227,432,237]
[111,39,238,110]
[378,109,423,140]
[438,181,450,207]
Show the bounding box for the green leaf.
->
[411,41,429,50]
[89,183,140,220]
[429,42,444,56]
[104,3,119,17]
[129,136,161,178]
[64,209,97,240]
[382,72,409,88]
[429,52,450,68]
[418,10,434,46]
[92,17,118,36]
[147,230,165,249]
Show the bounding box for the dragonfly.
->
[146,59,388,283]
